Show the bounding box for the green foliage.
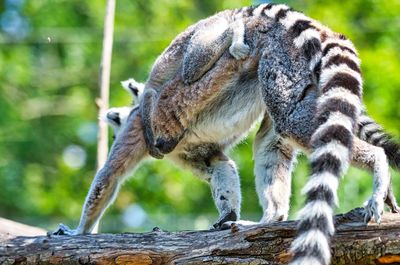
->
[0,0,399,232]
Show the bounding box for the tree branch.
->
[1,208,400,264]
[0,218,46,239]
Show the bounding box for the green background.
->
[0,0,399,233]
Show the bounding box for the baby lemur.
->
[54,4,400,265]
[139,10,250,158]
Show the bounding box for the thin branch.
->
[97,0,116,170]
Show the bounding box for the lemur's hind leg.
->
[352,137,394,222]
[253,116,296,223]
[53,110,148,235]
[171,146,241,229]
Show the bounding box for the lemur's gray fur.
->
[54,4,399,265]
[139,10,250,158]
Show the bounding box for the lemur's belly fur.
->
[177,70,264,149]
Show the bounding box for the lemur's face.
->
[101,78,144,139]
[101,106,134,139]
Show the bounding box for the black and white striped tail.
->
[291,36,362,264]
[251,4,364,264]
[358,112,400,170]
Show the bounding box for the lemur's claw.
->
[51,223,77,236]
[363,196,384,224]
[219,220,258,230]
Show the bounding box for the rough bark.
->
[1,208,400,265]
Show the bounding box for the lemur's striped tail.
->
[290,32,363,265]
[251,3,364,264]
[358,112,400,170]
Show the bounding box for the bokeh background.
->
[0,0,399,233]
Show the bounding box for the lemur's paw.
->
[363,196,384,224]
[211,210,238,230]
[260,213,287,224]
[51,223,78,236]
[229,42,250,60]
[219,220,258,230]
[385,192,400,213]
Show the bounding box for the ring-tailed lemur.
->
[109,78,400,223]
[53,4,399,265]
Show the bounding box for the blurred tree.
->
[0,0,398,232]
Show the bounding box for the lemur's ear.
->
[120,78,144,102]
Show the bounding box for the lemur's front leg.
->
[172,147,241,229]
[53,110,148,235]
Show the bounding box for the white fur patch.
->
[101,106,134,135]
[319,64,363,90]
[313,111,354,135]
[253,4,269,17]
[280,11,308,29]
[120,78,145,103]
[302,172,339,205]
[293,28,321,48]
[291,229,331,265]
[263,4,289,18]
[322,38,357,54]
[310,51,322,71]
[297,200,335,235]
[317,86,361,114]
[322,47,361,68]
[310,139,350,174]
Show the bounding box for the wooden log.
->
[0,218,46,239]
[1,208,400,264]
